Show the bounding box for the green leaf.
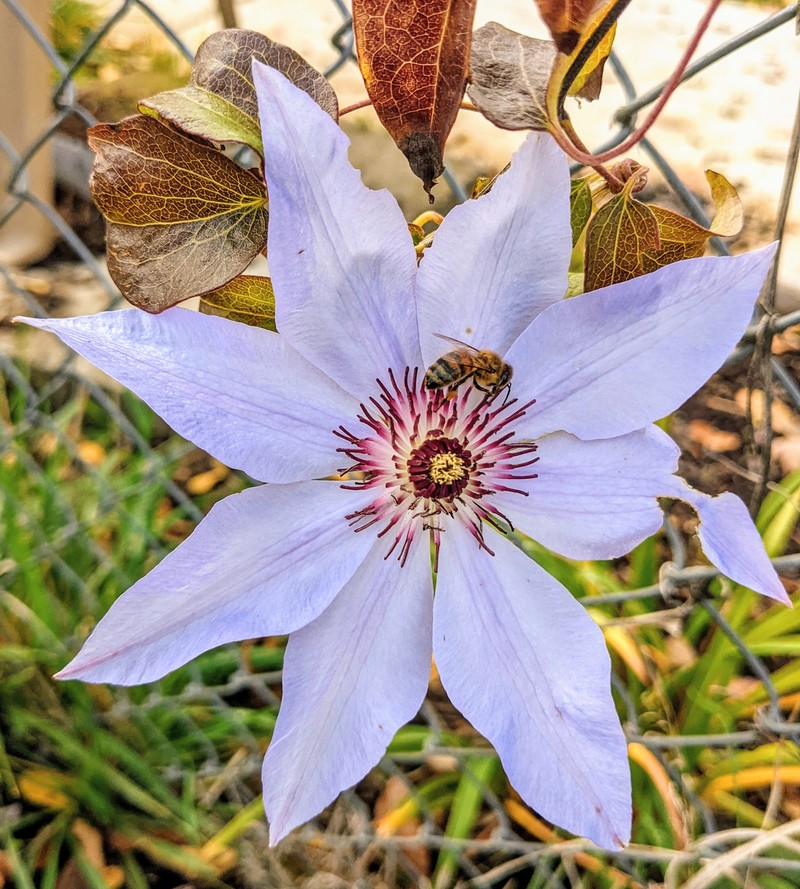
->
[749,636,800,657]
[640,172,743,272]
[584,178,660,291]
[198,275,276,329]
[140,29,338,155]
[761,485,800,559]
[565,22,616,101]
[89,115,267,312]
[566,271,584,297]
[569,177,592,246]
[585,170,744,291]
[432,756,500,889]
[756,468,800,534]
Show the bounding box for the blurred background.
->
[2,1,800,886]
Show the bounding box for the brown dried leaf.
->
[89,116,267,312]
[185,459,230,495]
[467,22,555,131]
[140,29,337,155]
[773,327,800,356]
[664,635,696,669]
[535,0,599,54]
[18,767,72,809]
[77,440,106,467]
[468,9,612,132]
[353,0,477,195]
[198,275,276,329]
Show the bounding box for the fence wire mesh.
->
[2,1,800,886]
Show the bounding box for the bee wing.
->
[432,332,479,354]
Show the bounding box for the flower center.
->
[334,368,538,567]
[410,435,472,498]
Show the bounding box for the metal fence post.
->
[0,0,57,266]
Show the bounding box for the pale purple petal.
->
[508,245,777,440]
[663,478,789,604]
[262,536,432,844]
[435,522,631,849]
[494,427,679,560]
[416,133,570,363]
[19,310,355,483]
[57,482,376,684]
[253,63,421,394]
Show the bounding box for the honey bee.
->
[424,333,513,398]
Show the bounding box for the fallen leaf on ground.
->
[686,419,741,453]
[773,435,800,473]
[735,389,800,435]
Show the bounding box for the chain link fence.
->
[2,1,800,886]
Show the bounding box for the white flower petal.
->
[19,310,355,483]
[664,478,790,604]
[263,536,432,843]
[57,482,375,684]
[253,63,421,394]
[416,133,571,363]
[494,427,679,559]
[509,245,777,440]
[435,522,631,849]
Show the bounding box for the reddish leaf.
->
[535,0,599,54]
[353,0,477,196]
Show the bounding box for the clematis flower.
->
[20,64,788,850]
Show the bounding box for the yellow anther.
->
[428,453,467,485]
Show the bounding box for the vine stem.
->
[553,0,722,166]
[561,119,625,190]
[339,98,372,116]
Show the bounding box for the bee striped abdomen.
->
[424,352,471,390]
